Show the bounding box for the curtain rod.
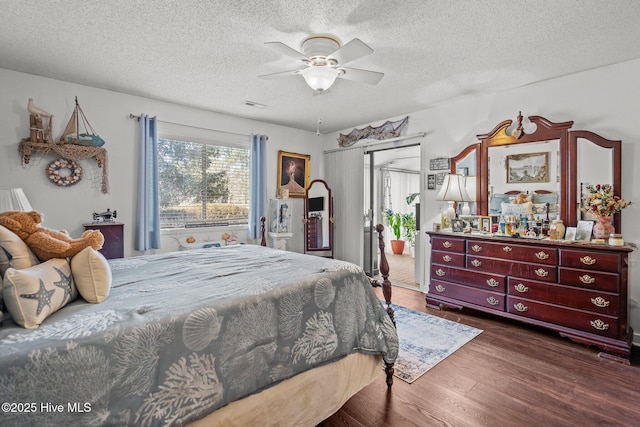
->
[128,113,254,138]
[324,131,426,154]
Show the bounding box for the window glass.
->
[158,137,250,228]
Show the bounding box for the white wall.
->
[323,58,640,344]
[0,68,323,255]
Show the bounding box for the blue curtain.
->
[135,115,160,250]
[248,134,267,240]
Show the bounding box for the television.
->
[308,197,324,212]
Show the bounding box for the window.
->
[158,137,250,228]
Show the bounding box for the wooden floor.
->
[321,285,640,427]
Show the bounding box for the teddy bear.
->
[511,193,530,204]
[0,210,104,261]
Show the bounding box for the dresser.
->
[83,222,124,259]
[307,217,323,248]
[426,231,634,361]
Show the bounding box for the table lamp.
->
[436,174,469,223]
[0,188,33,212]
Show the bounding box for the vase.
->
[391,239,405,255]
[593,216,615,239]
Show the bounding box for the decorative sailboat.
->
[60,97,105,147]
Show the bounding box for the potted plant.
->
[401,212,416,257]
[383,209,405,254]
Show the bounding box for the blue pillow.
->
[489,194,513,214]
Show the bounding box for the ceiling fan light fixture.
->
[300,66,339,91]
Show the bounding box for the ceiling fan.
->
[259,34,384,92]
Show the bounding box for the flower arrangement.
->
[582,184,632,217]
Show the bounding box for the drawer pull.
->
[590,319,609,331]
[535,251,550,260]
[435,269,446,277]
[442,255,452,262]
[591,297,610,308]
[513,302,528,312]
[435,284,446,292]
[471,244,482,252]
[471,259,482,267]
[580,256,597,265]
[486,278,500,287]
[579,275,596,284]
[502,245,512,253]
[443,241,452,248]
[514,283,529,293]
[487,297,500,306]
[534,268,549,277]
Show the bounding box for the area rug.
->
[390,304,483,383]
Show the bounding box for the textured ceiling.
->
[2,1,640,134]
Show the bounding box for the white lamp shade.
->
[436,174,469,202]
[0,188,33,212]
[464,176,477,201]
[300,66,339,91]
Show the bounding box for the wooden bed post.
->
[260,216,267,246]
[375,223,395,389]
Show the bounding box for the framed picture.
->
[575,220,594,242]
[440,213,450,230]
[459,215,480,231]
[427,174,436,190]
[433,222,441,232]
[436,172,447,186]
[429,157,450,171]
[451,219,464,232]
[277,151,310,198]
[506,152,549,183]
[480,216,492,233]
[564,226,577,241]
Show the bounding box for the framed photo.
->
[575,220,594,242]
[451,219,464,232]
[433,222,441,232]
[459,215,480,231]
[277,151,310,198]
[429,157,450,171]
[564,226,577,241]
[436,172,447,186]
[427,174,436,190]
[506,152,549,183]
[480,216,492,233]
[440,213,450,230]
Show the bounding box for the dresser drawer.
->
[559,249,622,273]
[467,240,557,265]
[431,236,465,252]
[508,278,619,316]
[466,256,557,282]
[430,280,505,311]
[559,268,619,293]
[507,296,619,339]
[432,250,465,267]
[431,265,506,292]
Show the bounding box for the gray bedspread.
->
[0,245,398,426]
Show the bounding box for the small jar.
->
[608,234,624,246]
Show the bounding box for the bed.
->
[0,222,398,427]
[489,189,559,220]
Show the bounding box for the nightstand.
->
[83,222,124,259]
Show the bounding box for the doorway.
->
[363,144,421,289]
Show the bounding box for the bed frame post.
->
[260,216,267,246]
[375,223,395,389]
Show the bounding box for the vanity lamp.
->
[461,176,477,216]
[0,188,33,213]
[435,174,470,223]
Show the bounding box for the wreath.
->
[46,158,83,187]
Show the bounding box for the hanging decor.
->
[337,116,409,147]
[46,158,83,187]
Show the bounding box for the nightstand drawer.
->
[83,222,124,259]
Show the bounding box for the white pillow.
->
[501,201,533,216]
[71,247,112,303]
[0,225,40,274]
[3,258,78,329]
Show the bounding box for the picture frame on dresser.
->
[451,219,464,232]
[575,220,594,241]
[564,226,577,241]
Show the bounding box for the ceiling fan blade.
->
[327,38,373,65]
[264,41,309,62]
[259,68,305,79]
[338,67,384,85]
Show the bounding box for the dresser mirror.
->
[475,113,622,230]
[304,179,334,257]
[450,143,480,214]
